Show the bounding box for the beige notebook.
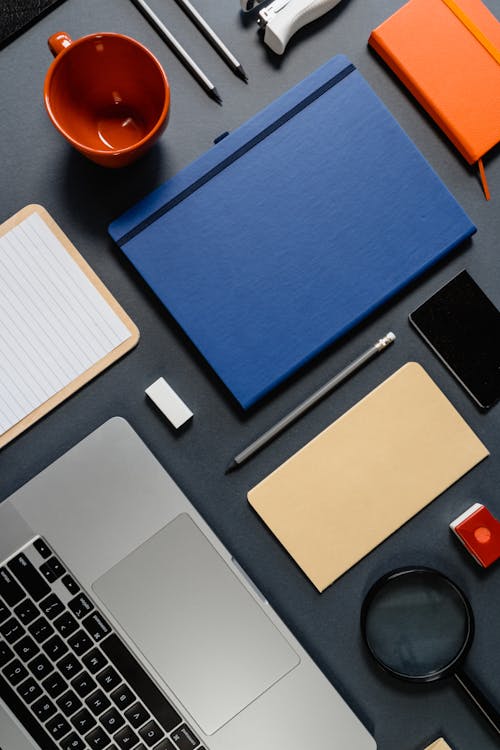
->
[425,740,453,750]
[248,363,488,592]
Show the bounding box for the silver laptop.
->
[0,418,375,750]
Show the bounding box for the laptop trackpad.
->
[93,514,299,735]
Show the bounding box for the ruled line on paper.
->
[0,212,131,435]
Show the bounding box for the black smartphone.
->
[409,270,500,410]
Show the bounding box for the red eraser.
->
[450,504,500,568]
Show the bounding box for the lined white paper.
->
[0,212,131,435]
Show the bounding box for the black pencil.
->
[226,332,396,473]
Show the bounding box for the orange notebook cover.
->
[369,0,500,199]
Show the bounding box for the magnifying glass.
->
[360,567,500,736]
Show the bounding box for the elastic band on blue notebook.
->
[117,63,356,247]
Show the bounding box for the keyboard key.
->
[58,653,82,680]
[39,563,56,584]
[8,554,50,601]
[17,676,42,704]
[97,665,121,692]
[60,731,86,750]
[42,671,67,699]
[170,724,199,750]
[0,566,24,606]
[1,616,25,644]
[153,741,175,750]
[68,630,93,657]
[46,712,71,740]
[3,657,28,685]
[28,653,53,679]
[28,616,54,643]
[86,725,110,749]
[101,635,182,733]
[114,724,139,749]
[83,648,107,674]
[32,695,57,722]
[40,556,65,582]
[62,575,79,595]
[0,598,9,624]
[139,719,164,747]
[57,689,82,717]
[49,557,65,578]
[14,634,39,662]
[68,593,93,619]
[33,538,52,559]
[43,634,68,661]
[82,612,111,642]
[0,639,14,667]
[111,684,135,710]
[39,593,64,620]
[54,611,79,638]
[71,671,97,698]
[101,706,125,733]
[125,701,150,729]
[14,598,39,625]
[71,706,96,734]
[86,688,111,715]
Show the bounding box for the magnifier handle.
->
[455,670,500,735]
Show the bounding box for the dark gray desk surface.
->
[1,1,499,748]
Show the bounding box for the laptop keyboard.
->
[0,536,205,750]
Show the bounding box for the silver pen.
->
[226,332,396,473]
[174,0,248,81]
[130,0,222,103]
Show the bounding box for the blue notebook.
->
[109,55,475,409]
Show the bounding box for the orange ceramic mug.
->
[44,32,170,167]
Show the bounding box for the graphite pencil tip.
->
[236,64,248,83]
[225,459,239,475]
[211,87,223,105]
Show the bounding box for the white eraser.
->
[145,377,193,429]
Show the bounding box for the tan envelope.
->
[248,362,489,591]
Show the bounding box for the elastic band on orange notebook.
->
[477,158,491,200]
[440,0,500,64]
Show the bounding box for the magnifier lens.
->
[363,570,470,679]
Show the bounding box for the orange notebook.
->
[369,0,500,199]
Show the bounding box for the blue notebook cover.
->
[110,55,475,409]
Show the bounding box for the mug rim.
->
[44,32,170,158]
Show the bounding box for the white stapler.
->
[242,0,344,55]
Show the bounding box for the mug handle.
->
[48,32,73,57]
